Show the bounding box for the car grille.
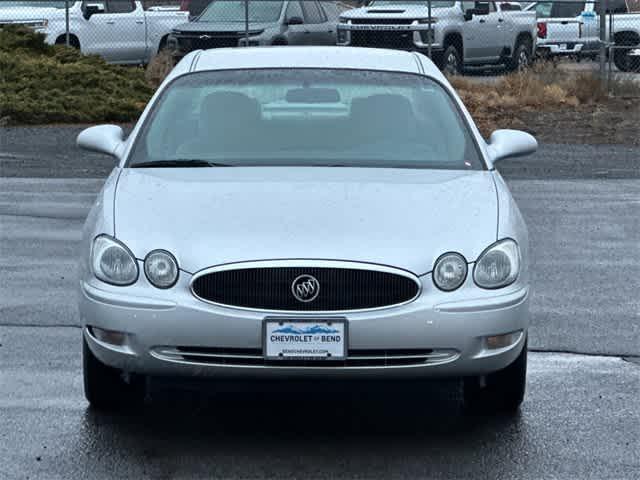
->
[349,29,416,50]
[175,31,257,50]
[191,264,421,312]
[152,347,459,368]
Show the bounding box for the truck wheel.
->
[55,35,80,49]
[463,338,527,414]
[507,40,532,72]
[441,44,462,76]
[83,336,146,411]
[613,47,640,73]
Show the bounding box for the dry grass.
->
[449,61,639,137]
[146,50,176,89]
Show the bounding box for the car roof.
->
[169,47,444,81]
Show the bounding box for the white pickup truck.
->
[0,0,188,64]
[337,1,538,74]
[528,0,640,72]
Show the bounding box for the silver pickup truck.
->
[337,1,538,73]
[0,0,188,64]
[527,0,640,72]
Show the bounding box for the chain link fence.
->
[1,0,639,83]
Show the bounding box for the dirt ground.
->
[503,99,640,146]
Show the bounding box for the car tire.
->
[507,40,532,72]
[83,335,145,411]
[613,47,640,73]
[440,44,462,76]
[463,337,527,414]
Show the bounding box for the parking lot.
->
[2,2,640,477]
[1,125,639,479]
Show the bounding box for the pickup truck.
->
[337,1,538,74]
[528,0,640,72]
[0,0,188,64]
[168,0,342,59]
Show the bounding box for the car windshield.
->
[1,1,74,7]
[197,0,284,23]
[128,69,483,170]
[370,1,456,7]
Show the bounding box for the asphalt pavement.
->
[0,126,639,479]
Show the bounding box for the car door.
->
[283,1,308,45]
[83,0,146,63]
[300,0,336,45]
[462,2,504,61]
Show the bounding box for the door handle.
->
[106,20,115,25]
[498,18,504,22]
[479,19,486,23]
[135,20,144,24]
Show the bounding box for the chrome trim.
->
[189,259,423,314]
[150,347,459,369]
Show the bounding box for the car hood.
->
[340,5,451,20]
[114,167,497,275]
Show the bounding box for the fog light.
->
[91,327,127,346]
[485,331,522,350]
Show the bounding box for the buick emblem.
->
[199,34,212,40]
[291,274,320,303]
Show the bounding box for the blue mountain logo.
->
[273,325,339,335]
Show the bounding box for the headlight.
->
[91,235,138,286]
[433,252,468,291]
[473,239,520,289]
[144,250,179,289]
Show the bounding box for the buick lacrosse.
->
[78,47,537,413]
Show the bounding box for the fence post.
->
[244,0,249,47]
[65,0,70,46]
[427,0,432,59]
[599,0,608,80]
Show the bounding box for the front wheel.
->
[463,338,527,414]
[440,44,462,76]
[83,335,146,411]
[507,40,532,72]
[613,47,640,73]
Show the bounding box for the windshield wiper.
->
[131,160,230,168]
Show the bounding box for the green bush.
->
[0,25,153,125]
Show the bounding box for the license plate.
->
[560,43,567,50]
[263,319,347,360]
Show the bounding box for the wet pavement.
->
[0,129,639,479]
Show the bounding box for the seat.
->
[350,94,416,145]
[178,91,261,157]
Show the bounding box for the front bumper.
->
[80,271,529,380]
[537,42,598,56]
[337,23,441,53]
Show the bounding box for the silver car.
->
[77,46,537,413]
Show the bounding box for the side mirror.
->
[464,4,490,21]
[487,129,537,164]
[83,5,104,20]
[77,125,125,158]
[286,16,304,26]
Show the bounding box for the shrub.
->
[0,25,153,125]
